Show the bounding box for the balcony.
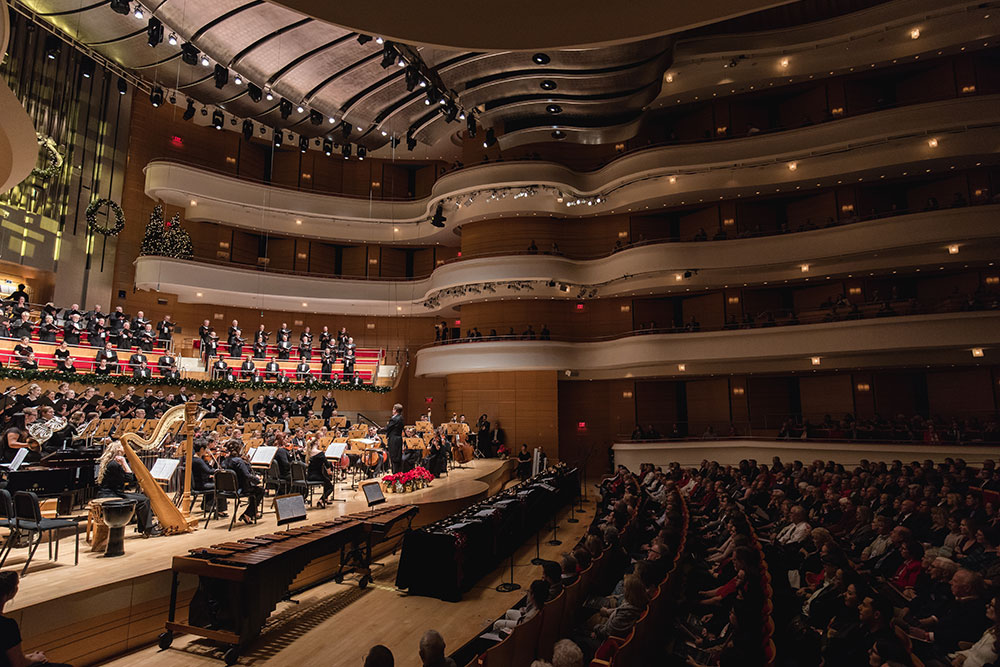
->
[144,95,1000,244]
[414,311,1000,379]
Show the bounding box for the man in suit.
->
[295,360,312,383]
[158,352,179,379]
[156,315,174,345]
[265,358,281,382]
[320,349,336,382]
[212,357,232,381]
[11,311,33,339]
[133,361,152,380]
[276,338,292,360]
[87,316,108,347]
[380,403,405,474]
[128,351,148,374]
[241,357,257,381]
[95,341,119,373]
[108,306,127,333]
[63,313,85,344]
[137,323,156,351]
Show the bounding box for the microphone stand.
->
[495,551,521,593]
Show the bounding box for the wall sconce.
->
[622,391,633,399]
[722,218,735,226]
[225,156,236,164]
[213,312,222,319]
[830,107,844,116]
[436,259,445,266]
[218,241,230,249]
[301,173,311,180]
[620,305,631,312]
[779,58,789,68]
[727,296,740,305]
[800,264,810,272]
[372,181,381,188]
[296,252,308,259]
[614,143,626,152]
[974,189,986,197]
[294,319,304,326]
[856,383,871,392]
[927,138,938,148]
[840,204,854,213]
[961,85,976,94]
[732,387,745,396]
[366,323,376,330]
[948,244,959,255]
[677,364,686,371]
[985,276,999,285]
[295,219,302,225]
[848,287,862,296]
[787,162,798,171]
[716,126,728,135]
[811,356,821,366]
[256,257,270,265]
[369,258,379,264]
[618,231,628,238]
[909,27,920,39]
[215,251,229,259]
[972,348,984,357]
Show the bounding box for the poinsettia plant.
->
[383,466,434,486]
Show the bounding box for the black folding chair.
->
[213,470,245,531]
[290,462,324,506]
[190,486,218,528]
[13,491,80,577]
[0,489,17,568]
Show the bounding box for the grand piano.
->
[1,448,101,513]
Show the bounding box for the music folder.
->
[324,442,347,459]
[250,446,278,466]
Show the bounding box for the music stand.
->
[274,493,308,528]
[360,480,385,514]
[323,442,348,503]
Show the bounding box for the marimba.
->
[160,504,418,664]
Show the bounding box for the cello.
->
[449,422,474,464]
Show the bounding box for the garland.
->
[31,133,64,180]
[86,198,126,237]
[0,366,391,393]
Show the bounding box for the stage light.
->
[389,136,400,148]
[44,35,60,60]
[167,32,177,45]
[910,27,921,39]
[117,76,128,95]
[405,66,419,91]
[342,143,352,158]
[341,121,352,138]
[149,86,164,107]
[180,43,199,66]
[233,75,242,86]
[972,348,984,357]
[466,114,476,137]
[380,43,398,68]
[109,0,129,15]
[406,134,416,151]
[264,88,274,101]
[247,83,262,102]
[357,34,373,45]
[948,244,959,254]
[787,162,797,171]
[430,203,446,228]
[328,116,336,124]
[483,127,495,148]
[213,64,228,89]
[147,17,163,47]
[425,88,438,105]
[133,4,144,19]
[182,99,196,120]
[532,52,550,64]
[357,146,366,160]
[375,36,384,44]
[212,110,224,130]
[200,54,210,67]
[299,136,309,153]
[442,103,458,122]
[296,104,304,114]
[323,139,333,156]
[242,119,253,140]
[279,99,292,119]
[306,110,321,126]
[80,57,95,79]
[811,356,821,366]
[927,138,938,148]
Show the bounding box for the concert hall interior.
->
[1,0,1000,666]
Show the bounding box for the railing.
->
[418,297,998,349]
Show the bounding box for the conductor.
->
[379,403,404,473]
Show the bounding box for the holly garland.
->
[31,133,63,180]
[0,366,391,393]
[86,198,126,237]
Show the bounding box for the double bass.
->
[447,422,474,464]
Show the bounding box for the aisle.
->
[98,499,594,667]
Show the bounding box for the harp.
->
[119,402,199,535]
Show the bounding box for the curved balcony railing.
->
[413,310,1000,379]
[144,95,1000,244]
[135,205,1000,314]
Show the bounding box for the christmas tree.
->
[139,205,193,259]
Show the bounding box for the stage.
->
[3,458,520,667]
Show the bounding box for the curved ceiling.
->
[268,0,799,51]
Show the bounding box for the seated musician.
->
[96,440,156,536]
[193,440,226,516]
[306,442,335,508]
[2,408,40,464]
[422,431,448,478]
[401,426,421,473]
[222,440,263,524]
[0,572,73,667]
[273,432,293,488]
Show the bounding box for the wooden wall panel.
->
[926,369,995,418]
[799,374,854,421]
[682,293,725,331]
[748,376,795,430]
[677,207,718,240]
[873,371,923,417]
[786,191,837,227]
[635,380,679,434]
[558,379,636,480]
[685,378,731,434]
[444,371,559,459]
[379,247,407,278]
[459,215,628,259]
[459,298,632,339]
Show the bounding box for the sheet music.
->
[250,446,277,465]
[325,442,348,459]
[9,448,28,471]
[150,458,180,481]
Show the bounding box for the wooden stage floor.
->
[3,458,576,666]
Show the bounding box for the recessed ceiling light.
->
[532,53,550,65]
[540,80,557,90]
[546,104,562,114]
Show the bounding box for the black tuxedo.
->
[158,355,176,376]
[241,359,256,380]
[381,413,404,473]
[129,352,148,372]
[133,367,152,379]
[295,362,312,381]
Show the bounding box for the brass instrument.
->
[28,416,68,444]
[119,402,199,535]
